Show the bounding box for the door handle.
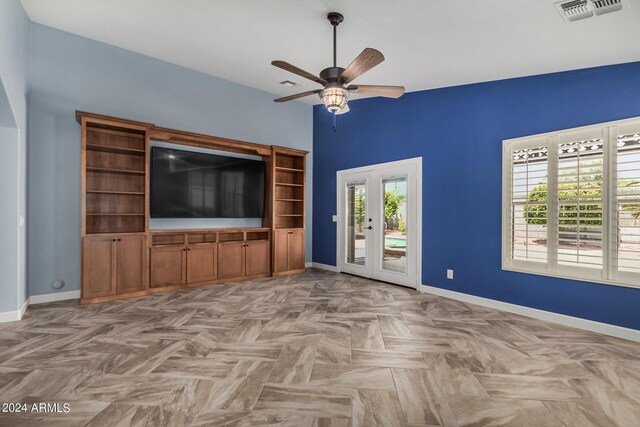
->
[366,226,372,230]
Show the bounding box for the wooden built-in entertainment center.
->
[78,111,307,304]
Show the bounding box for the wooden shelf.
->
[86,213,145,216]
[87,144,145,156]
[272,148,307,273]
[276,166,304,172]
[87,167,145,175]
[87,190,145,195]
[275,182,304,187]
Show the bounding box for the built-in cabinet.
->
[271,147,306,275]
[217,240,270,279]
[245,240,271,276]
[273,229,305,274]
[78,111,306,304]
[218,242,245,280]
[150,245,186,288]
[82,234,147,300]
[187,244,217,284]
[149,229,271,289]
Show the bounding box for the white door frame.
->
[336,157,423,289]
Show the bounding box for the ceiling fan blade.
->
[348,85,405,98]
[272,61,327,85]
[339,48,385,84]
[274,89,322,103]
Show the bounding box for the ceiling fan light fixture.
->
[271,12,404,117]
[321,87,349,113]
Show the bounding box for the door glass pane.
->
[382,177,407,273]
[346,181,366,266]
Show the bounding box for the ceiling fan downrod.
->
[328,12,343,68]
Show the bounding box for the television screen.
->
[151,147,265,218]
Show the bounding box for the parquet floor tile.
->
[0,268,638,426]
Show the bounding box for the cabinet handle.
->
[118,238,122,241]
[112,239,116,242]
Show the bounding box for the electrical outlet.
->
[332,215,338,222]
[447,269,454,279]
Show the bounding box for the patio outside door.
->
[337,158,421,288]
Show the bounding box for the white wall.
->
[0,0,30,314]
[28,23,313,297]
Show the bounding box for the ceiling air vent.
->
[556,0,593,22]
[555,0,625,22]
[591,0,623,15]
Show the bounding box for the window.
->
[503,117,640,288]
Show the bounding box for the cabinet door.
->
[187,244,217,284]
[116,235,148,294]
[273,230,290,273]
[82,235,116,298]
[246,241,270,276]
[289,230,306,271]
[218,242,245,279]
[150,245,186,287]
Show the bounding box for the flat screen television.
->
[150,147,265,218]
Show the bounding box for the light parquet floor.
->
[0,268,639,426]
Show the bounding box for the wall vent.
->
[556,0,593,22]
[555,0,625,22]
[591,0,623,15]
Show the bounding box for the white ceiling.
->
[20,0,640,104]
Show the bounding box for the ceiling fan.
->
[272,12,405,114]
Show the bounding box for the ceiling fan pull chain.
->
[333,112,337,132]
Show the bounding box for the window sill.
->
[501,264,640,290]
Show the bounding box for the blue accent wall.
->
[313,61,640,330]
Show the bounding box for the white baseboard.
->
[20,298,28,317]
[0,290,81,323]
[305,262,313,268]
[0,298,29,323]
[310,262,338,272]
[29,290,80,305]
[0,310,21,323]
[420,284,640,343]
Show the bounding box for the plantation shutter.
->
[556,135,605,270]
[504,116,640,288]
[616,126,640,277]
[510,144,548,263]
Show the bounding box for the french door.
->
[337,158,421,288]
